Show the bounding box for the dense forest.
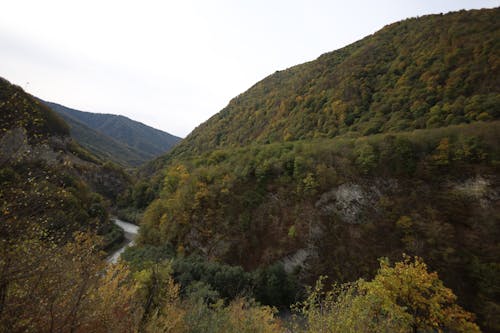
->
[123,8,500,332]
[1,7,499,333]
[129,121,500,331]
[166,8,499,158]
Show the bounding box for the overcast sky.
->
[1,1,498,137]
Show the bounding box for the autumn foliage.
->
[294,256,481,333]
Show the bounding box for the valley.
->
[1,6,499,333]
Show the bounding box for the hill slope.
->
[47,105,152,167]
[171,8,499,158]
[0,77,129,239]
[44,101,182,167]
[131,8,500,331]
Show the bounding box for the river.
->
[107,218,139,264]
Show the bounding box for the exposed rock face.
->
[0,127,129,201]
[315,180,397,224]
[0,128,31,165]
[314,176,499,226]
[281,248,311,274]
[452,176,499,208]
[0,127,72,166]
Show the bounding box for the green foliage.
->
[122,243,175,271]
[252,263,301,308]
[122,247,301,309]
[100,222,125,251]
[378,136,417,175]
[173,256,252,301]
[135,261,283,333]
[354,140,378,174]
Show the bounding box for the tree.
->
[295,256,481,333]
[363,256,480,333]
[0,230,143,333]
[431,138,451,167]
[354,141,378,174]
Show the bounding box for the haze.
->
[1,0,497,137]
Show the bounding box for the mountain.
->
[43,101,182,167]
[0,77,142,331]
[45,104,152,167]
[129,8,500,331]
[170,7,499,158]
[0,76,129,241]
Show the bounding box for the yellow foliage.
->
[0,231,144,333]
[362,255,481,333]
[295,256,481,333]
[432,138,451,166]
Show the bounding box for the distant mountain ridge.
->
[43,101,181,167]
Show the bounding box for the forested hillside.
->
[169,8,499,158]
[0,78,129,199]
[128,8,500,332]
[0,77,136,330]
[44,101,181,167]
[0,77,291,332]
[2,6,499,333]
[49,107,153,167]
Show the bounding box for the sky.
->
[1,1,498,137]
